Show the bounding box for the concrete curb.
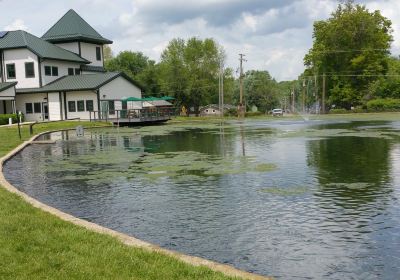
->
[0,128,271,280]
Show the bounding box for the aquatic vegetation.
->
[260,186,310,196]
[325,182,373,190]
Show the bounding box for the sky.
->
[1,0,400,81]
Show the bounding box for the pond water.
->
[4,119,400,279]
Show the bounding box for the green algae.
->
[260,186,310,196]
[325,182,373,190]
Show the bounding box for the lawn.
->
[0,121,241,280]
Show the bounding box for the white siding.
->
[99,76,141,100]
[15,93,47,122]
[41,60,82,85]
[65,91,98,120]
[0,86,16,100]
[48,92,61,121]
[54,42,79,54]
[80,42,103,66]
[3,49,40,89]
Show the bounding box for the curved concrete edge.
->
[0,129,272,280]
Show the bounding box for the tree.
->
[103,45,113,62]
[241,70,280,112]
[159,37,223,114]
[304,0,393,109]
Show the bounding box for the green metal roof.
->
[0,30,89,64]
[16,72,142,93]
[42,9,113,44]
[0,82,17,93]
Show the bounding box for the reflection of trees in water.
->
[307,136,393,208]
[142,127,235,157]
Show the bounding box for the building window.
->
[44,66,51,76]
[96,47,101,61]
[25,62,35,78]
[34,102,42,113]
[68,68,74,75]
[52,66,58,76]
[77,100,85,112]
[86,100,94,111]
[25,103,33,114]
[75,68,80,75]
[6,64,16,79]
[68,101,76,112]
[108,101,115,114]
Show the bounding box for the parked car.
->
[271,108,283,116]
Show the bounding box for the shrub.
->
[245,111,263,117]
[0,114,24,125]
[329,108,349,114]
[366,98,400,112]
[225,108,237,116]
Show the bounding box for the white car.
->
[272,108,283,116]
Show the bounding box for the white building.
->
[0,9,142,122]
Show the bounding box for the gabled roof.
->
[0,30,89,64]
[16,72,142,94]
[0,82,17,93]
[42,9,112,44]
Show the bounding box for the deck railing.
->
[89,107,176,123]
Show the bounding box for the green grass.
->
[171,112,400,123]
[0,121,239,280]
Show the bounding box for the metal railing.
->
[89,107,176,123]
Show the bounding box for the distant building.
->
[199,104,235,116]
[0,9,142,122]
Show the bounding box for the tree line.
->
[104,39,286,115]
[303,0,400,111]
[105,0,400,115]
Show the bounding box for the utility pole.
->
[218,61,224,117]
[322,73,326,114]
[291,88,295,114]
[238,54,246,118]
[302,79,306,113]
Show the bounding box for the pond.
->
[4,119,400,279]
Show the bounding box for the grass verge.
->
[0,121,239,280]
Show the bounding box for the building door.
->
[42,102,49,120]
[101,101,109,120]
[121,101,127,118]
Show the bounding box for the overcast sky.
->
[1,0,400,81]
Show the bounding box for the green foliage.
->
[0,114,23,125]
[159,37,233,114]
[329,108,349,114]
[104,51,160,96]
[245,111,264,117]
[238,70,280,112]
[304,1,393,109]
[366,98,400,111]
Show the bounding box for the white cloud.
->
[2,0,400,81]
[4,19,28,31]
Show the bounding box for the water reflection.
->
[4,121,400,279]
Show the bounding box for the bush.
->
[225,108,237,116]
[245,111,263,117]
[366,98,400,112]
[0,114,23,125]
[329,108,349,114]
